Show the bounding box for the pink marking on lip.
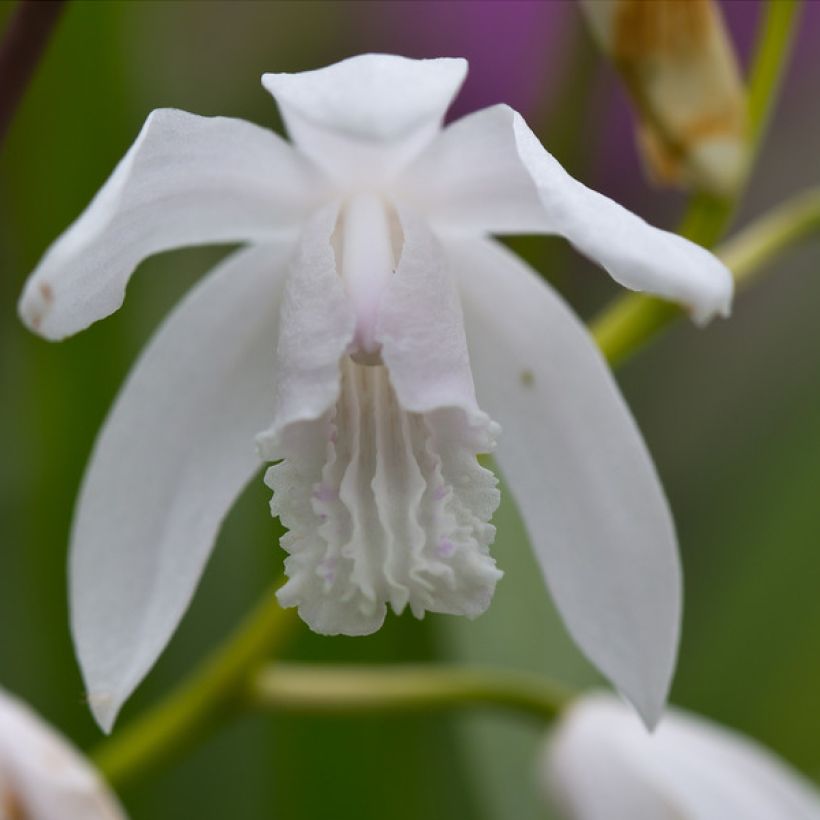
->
[433,485,448,501]
[438,537,456,558]
[318,557,337,585]
[313,484,338,502]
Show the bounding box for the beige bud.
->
[580,0,747,197]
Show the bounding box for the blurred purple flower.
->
[353,0,572,119]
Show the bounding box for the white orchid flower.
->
[18,55,732,732]
[0,687,125,819]
[541,693,820,819]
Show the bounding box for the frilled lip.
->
[266,357,502,637]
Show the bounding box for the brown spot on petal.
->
[520,369,535,387]
[38,282,54,305]
[2,789,28,820]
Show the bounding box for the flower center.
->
[338,193,397,364]
[266,357,502,635]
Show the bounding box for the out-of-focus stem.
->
[0,0,67,146]
[720,189,820,290]
[91,584,297,790]
[590,0,804,365]
[250,663,571,725]
[592,188,820,365]
[746,0,802,160]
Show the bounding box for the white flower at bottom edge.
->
[0,687,125,819]
[17,55,732,733]
[540,694,820,820]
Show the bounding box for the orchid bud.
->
[580,0,747,197]
[0,687,125,819]
[540,694,820,819]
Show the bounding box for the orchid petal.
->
[543,694,820,820]
[19,109,320,340]
[377,205,489,426]
[452,237,680,728]
[256,203,355,460]
[405,105,732,323]
[0,688,125,818]
[71,242,292,732]
[263,55,466,185]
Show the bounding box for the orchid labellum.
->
[19,55,732,731]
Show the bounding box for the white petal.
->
[71,242,292,732]
[397,105,546,234]
[542,694,820,820]
[377,205,489,427]
[0,688,126,819]
[19,108,320,340]
[451,237,680,728]
[262,55,466,185]
[256,204,355,461]
[404,105,732,323]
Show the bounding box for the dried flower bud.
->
[580,0,747,197]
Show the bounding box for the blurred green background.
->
[1,1,819,818]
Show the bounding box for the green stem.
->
[249,663,571,725]
[746,0,802,160]
[592,187,820,365]
[720,189,820,290]
[92,584,297,790]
